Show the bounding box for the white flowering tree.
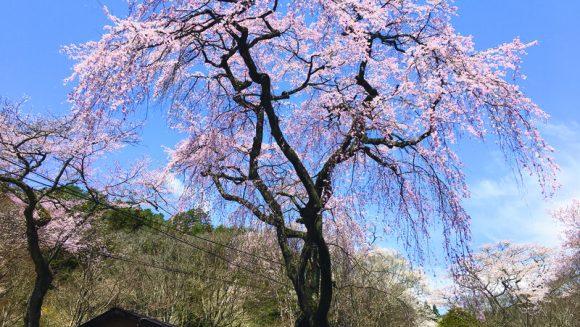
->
[444,241,556,325]
[551,200,580,297]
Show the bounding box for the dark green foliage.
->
[103,207,165,232]
[439,308,482,327]
[48,250,80,275]
[170,208,212,234]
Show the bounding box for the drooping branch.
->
[65,2,558,326]
[210,174,270,223]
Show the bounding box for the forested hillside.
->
[1,194,578,326]
[1,198,436,327]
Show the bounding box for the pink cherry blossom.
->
[0,97,136,327]
[65,1,558,324]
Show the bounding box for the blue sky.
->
[1,0,579,253]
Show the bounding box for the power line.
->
[0,156,283,267]
[157,205,284,267]
[0,161,285,286]
[1,160,372,310]
[3,168,284,286]
[98,252,276,292]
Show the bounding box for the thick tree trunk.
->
[292,241,332,327]
[284,212,333,327]
[24,270,52,327]
[23,202,53,327]
[314,237,333,326]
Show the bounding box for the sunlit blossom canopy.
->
[67,0,557,257]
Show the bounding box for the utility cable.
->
[0,156,284,267]
[0,163,285,286]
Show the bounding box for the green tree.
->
[439,308,482,327]
[170,208,212,235]
[103,207,164,232]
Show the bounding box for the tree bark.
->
[227,22,337,326]
[22,200,53,327]
[285,211,332,327]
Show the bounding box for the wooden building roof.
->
[79,307,176,327]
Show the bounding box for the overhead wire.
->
[1,158,384,308]
[155,204,284,267]
[0,159,285,286]
[0,156,283,267]
[98,251,275,292]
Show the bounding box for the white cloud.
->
[465,119,580,248]
[470,177,519,200]
[166,174,185,198]
[540,121,580,144]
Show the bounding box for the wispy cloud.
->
[167,174,185,198]
[465,120,580,248]
[541,121,580,144]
